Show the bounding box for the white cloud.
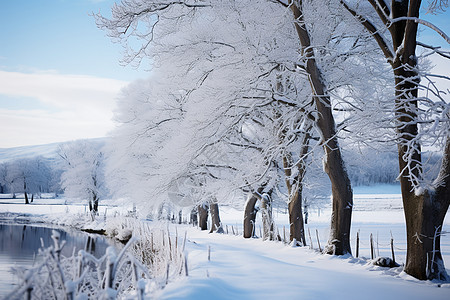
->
[0,70,127,111]
[0,70,129,148]
[0,108,114,148]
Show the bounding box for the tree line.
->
[0,156,61,202]
[93,0,449,281]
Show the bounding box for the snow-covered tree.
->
[98,0,309,210]
[4,157,54,203]
[98,0,399,253]
[0,157,61,198]
[58,140,106,215]
[267,0,355,254]
[340,0,450,280]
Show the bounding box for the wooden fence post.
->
[356,230,360,258]
[390,232,396,264]
[370,233,374,260]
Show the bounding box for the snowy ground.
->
[1,186,449,299]
[159,226,450,300]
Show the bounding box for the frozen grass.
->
[5,222,187,299]
[6,231,150,299]
[104,217,188,282]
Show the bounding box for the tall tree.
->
[276,0,354,255]
[341,0,450,280]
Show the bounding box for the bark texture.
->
[209,202,224,233]
[395,59,450,280]
[389,0,449,281]
[288,188,306,245]
[243,193,259,238]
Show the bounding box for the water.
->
[0,223,116,297]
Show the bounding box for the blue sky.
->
[0,0,448,148]
[0,0,145,80]
[0,0,147,148]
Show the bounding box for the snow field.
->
[159,224,450,300]
[1,190,449,299]
[218,196,450,268]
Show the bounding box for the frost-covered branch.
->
[390,16,450,44]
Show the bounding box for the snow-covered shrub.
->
[105,217,187,282]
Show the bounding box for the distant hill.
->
[0,142,61,163]
[0,138,106,163]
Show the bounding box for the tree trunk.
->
[394,65,450,280]
[283,125,311,246]
[402,190,449,280]
[290,2,352,255]
[392,1,449,279]
[24,178,29,204]
[260,194,274,241]
[209,202,224,233]
[289,187,306,246]
[198,204,209,230]
[243,187,264,238]
[243,194,258,238]
[93,194,99,213]
[178,210,182,224]
[190,208,198,226]
[398,127,449,281]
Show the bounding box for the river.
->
[0,223,116,297]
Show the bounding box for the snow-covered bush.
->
[105,217,188,281]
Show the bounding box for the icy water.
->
[0,223,114,297]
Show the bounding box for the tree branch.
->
[340,0,394,62]
[390,16,450,44]
[368,0,391,27]
[417,42,450,59]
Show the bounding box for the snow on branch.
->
[340,0,394,61]
[389,16,450,44]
